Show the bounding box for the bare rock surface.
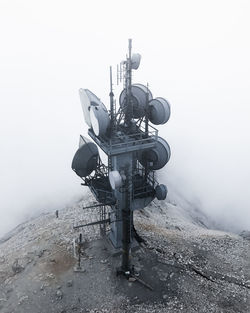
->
[0,193,249,313]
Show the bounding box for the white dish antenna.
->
[131,53,141,70]
[90,105,110,137]
[79,89,107,128]
[109,171,123,189]
[99,148,108,166]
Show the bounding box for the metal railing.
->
[89,124,158,155]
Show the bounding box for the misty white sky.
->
[0,0,250,236]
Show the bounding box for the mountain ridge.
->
[0,193,249,313]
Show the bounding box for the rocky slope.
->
[0,193,249,313]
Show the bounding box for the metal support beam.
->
[121,164,132,272]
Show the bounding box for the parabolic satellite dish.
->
[79,88,109,130]
[155,184,168,200]
[79,134,90,147]
[138,136,171,170]
[109,170,123,190]
[148,97,171,125]
[72,141,99,177]
[131,53,141,70]
[90,104,110,137]
[119,83,153,118]
[99,148,108,166]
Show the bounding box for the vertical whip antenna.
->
[125,38,133,125]
[120,62,122,83]
[116,64,119,85]
[109,66,115,135]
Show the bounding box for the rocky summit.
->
[0,193,249,313]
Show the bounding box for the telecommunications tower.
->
[72,39,171,277]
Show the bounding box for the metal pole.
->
[145,83,149,136]
[125,39,133,125]
[144,84,149,181]
[109,66,115,136]
[128,39,132,121]
[121,164,132,274]
[121,39,133,274]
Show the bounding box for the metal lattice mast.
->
[72,38,171,280]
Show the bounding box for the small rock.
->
[71,306,78,311]
[56,290,63,299]
[100,259,107,264]
[12,259,24,274]
[163,294,168,300]
[128,277,136,282]
[4,277,12,285]
[67,280,73,287]
[175,226,182,231]
[46,273,55,279]
[169,272,174,279]
[37,250,45,258]
[0,257,5,264]
[18,295,29,305]
[156,247,163,254]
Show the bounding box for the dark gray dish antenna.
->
[149,97,171,125]
[72,139,99,177]
[138,136,171,170]
[155,184,168,200]
[119,83,153,118]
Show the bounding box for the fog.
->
[0,0,250,237]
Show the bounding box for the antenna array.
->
[72,39,171,278]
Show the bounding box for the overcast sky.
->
[0,0,250,236]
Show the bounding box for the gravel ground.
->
[0,193,249,313]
